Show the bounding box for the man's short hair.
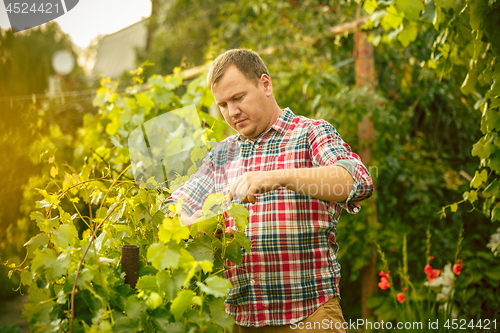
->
[207,49,270,89]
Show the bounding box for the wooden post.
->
[122,245,140,289]
[354,26,379,321]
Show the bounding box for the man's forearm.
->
[276,166,354,202]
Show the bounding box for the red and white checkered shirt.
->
[168,108,373,327]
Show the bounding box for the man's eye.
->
[234,96,242,100]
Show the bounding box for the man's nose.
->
[228,103,241,117]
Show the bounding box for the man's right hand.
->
[166,210,236,236]
[167,210,202,229]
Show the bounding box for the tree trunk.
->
[145,0,160,53]
[354,28,379,321]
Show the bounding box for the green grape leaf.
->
[187,234,213,263]
[191,146,208,164]
[125,295,142,321]
[472,137,493,159]
[191,215,219,237]
[36,216,60,233]
[461,67,478,95]
[114,224,135,238]
[491,202,500,222]
[52,224,78,248]
[161,322,183,333]
[228,204,249,231]
[398,22,418,47]
[211,237,222,251]
[450,202,458,212]
[24,233,48,258]
[363,0,377,14]
[113,315,136,333]
[152,89,176,108]
[32,249,72,281]
[225,241,242,264]
[483,179,500,198]
[471,169,488,188]
[422,0,436,24]
[170,289,194,321]
[105,117,120,136]
[485,109,500,132]
[198,260,214,273]
[30,211,45,223]
[208,298,235,330]
[136,275,159,293]
[20,269,33,285]
[146,292,163,310]
[178,248,195,271]
[147,242,181,270]
[165,269,188,302]
[381,6,404,31]
[196,276,232,298]
[463,190,478,204]
[135,93,155,114]
[469,0,488,31]
[202,193,226,212]
[159,216,190,244]
[81,289,102,312]
[21,285,54,323]
[234,231,252,253]
[404,0,425,20]
[488,153,500,171]
[36,189,60,205]
[156,270,171,298]
[31,248,57,274]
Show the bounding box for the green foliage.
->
[370,0,500,228]
[0,22,89,297]
[4,65,245,332]
[0,22,84,97]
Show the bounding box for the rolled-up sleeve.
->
[308,120,374,214]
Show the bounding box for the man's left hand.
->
[228,170,281,204]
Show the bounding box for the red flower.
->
[430,256,435,261]
[403,287,408,292]
[458,259,463,263]
[379,271,389,279]
[453,264,463,275]
[397,292,405,304]
[378,277,390,290]
[424,264,441,282]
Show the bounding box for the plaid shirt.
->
[168,108,373,327]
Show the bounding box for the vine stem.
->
[69,198,125,333]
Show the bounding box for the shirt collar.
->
[235,108,294,142]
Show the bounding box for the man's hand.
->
[167,210,202,229]
[228,170,281,204]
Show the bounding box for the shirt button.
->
[254,144,259,149]
[250,279,256,285]
[249,209,254,214]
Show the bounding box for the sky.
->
[0,0,152,48]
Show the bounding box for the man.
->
[166,49,373,332]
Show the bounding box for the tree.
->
[0,22,88,297]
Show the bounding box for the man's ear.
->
[260,74,273,97]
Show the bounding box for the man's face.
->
[211,65,275,141]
